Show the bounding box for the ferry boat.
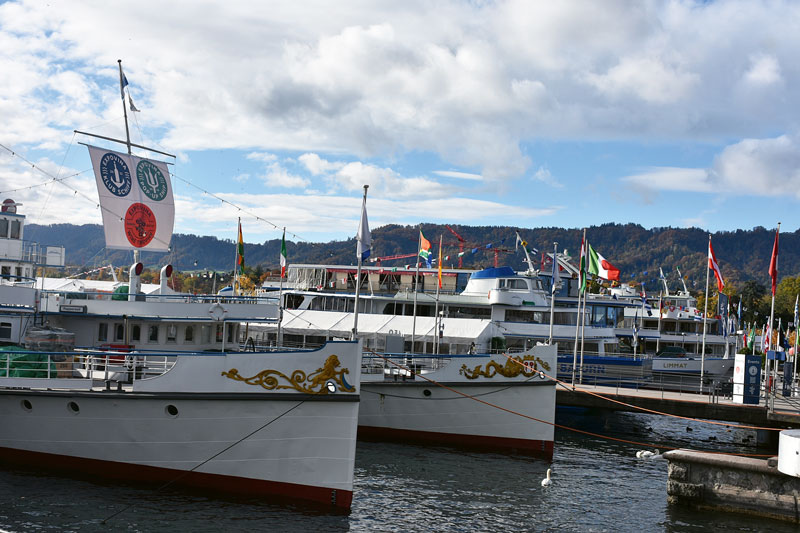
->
[260,264,558,458]
[270,254,736,392]
[0,80,364,511]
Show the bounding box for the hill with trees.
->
[25,222,800,325]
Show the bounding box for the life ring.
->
[209,302,227,321]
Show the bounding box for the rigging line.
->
[366,348,773,458]
[0,141,174,249]
[102,395,312,524]
[3,140,310,248]
[169,171,312,244]
[37,132,77,224]
[496,351,782,432]
[0,142,91,185]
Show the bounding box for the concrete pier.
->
[664,449,800,523]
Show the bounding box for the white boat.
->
[0,341,361,510]
[0,142,363,509]
[358,345,556,458]
[256,263,565,458]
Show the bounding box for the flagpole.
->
[548,242,558,345]
[768,222,780,405]
[656,294,662,353]
[278,227,285,348]
[579,267,587,384]
[794,295,799,392]
[117,60,132,155]
[411,226,422,354]
[234,217,240,297]
[352,185,369,340]
[435,235,442,356]
[701,234,711,393]
[572,230,585,385]
[578,237,589,385]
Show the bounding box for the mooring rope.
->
[495,350,782,432]
[366,348,775,458]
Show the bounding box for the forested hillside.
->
[24,222,797,287]
[25,221,800,324]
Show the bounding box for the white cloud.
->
[622,167,713,193]
[532,166,563,188]
[621,134,800,199]
[433,170,483,181]
[298,153,345,175]
[246,152,277,163]
[744,54,782,86]
[712,135,800,196]
[585,56,699,104]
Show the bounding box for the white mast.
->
[571,229,585,385]
[411,226,422,353]
[547,241,559,345]
[352,185,369,339]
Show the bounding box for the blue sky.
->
[1,0,798,248]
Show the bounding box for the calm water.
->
[0,410,794,532]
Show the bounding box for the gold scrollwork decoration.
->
[221,354,356,393]
[459,355,551,380]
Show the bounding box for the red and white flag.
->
[708,237,724,292]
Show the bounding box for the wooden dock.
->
[556,383,800,429]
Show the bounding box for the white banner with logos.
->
[87,145,174,252]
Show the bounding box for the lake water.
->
[0,409,795,532]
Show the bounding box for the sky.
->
[1,0,799,249]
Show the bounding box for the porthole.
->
[423,389,432,397]
[67,401,80,414]
[21,399,32,411]
[165,404,179,417]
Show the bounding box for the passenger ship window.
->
[166,324,177,343]
[184,325,194,343]
[98,323,108,342]
[114,323,124,341]
[0,219,7,238]
[148,325,159,343]
[132,325,141,341]
[0,322,11,339]
[9,220,20,239]
[215,324,223,343]
[502,279,528,290]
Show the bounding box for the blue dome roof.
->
[469,266,516,279]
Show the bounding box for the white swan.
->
[638,449,659,459]
[541,468,552,487]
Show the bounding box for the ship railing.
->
[74,349,176,382]
[0,349,176,384]
[362,351,495,377]
[45,289,278,305]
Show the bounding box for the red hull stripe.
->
[358,426,554,461]
[0,446,352,511]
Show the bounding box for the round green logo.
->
[136,160,168,201]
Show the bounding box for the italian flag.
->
[280,229,287,278]
[588,244,620,281]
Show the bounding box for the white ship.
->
[0,74,363,512]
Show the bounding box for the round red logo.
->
[124,203,157,248]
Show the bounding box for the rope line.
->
[102,396,311,523]
[496,351,782,432]
[366,348,774,458]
